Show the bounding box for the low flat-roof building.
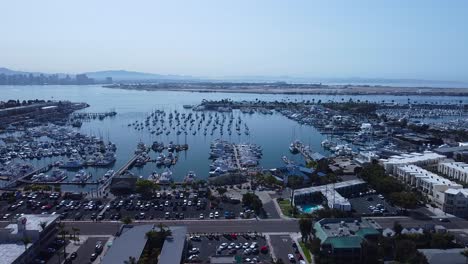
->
[314,218,381,264]
[434,145,468,159]
[394,164,468,217]
[394,164,462,206]
[438,162,468,183]
[293,179,366,211]
[418,248,466,264]
[442,188,468,217]
[354,151,379,165]
[102,225,187,264]
[158,226,187,264]
[380,151,446,175]
[0,214,59,264]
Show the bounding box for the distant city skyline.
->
[1,0,467,82]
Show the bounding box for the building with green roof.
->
[314,218,381,263]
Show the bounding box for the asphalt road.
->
[369,216,468,230]
[263,200,281,219]
[72,237,108,264]
[62,219,300,235]
[269,235,295,263]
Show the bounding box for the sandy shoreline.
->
[103,84,468,96]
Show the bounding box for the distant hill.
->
[84,70,195,81]
[0,67,195,82]
[0,67,68,77]
[0,67,30,75]
[1,66,466,87]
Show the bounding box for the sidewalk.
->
[272,197,295,220]
[291,233,314,264]
[49,235,113,264]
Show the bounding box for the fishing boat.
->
[60,157,84,169]
[151,141,165,152]
[157,168,173,184]
[184,171,196,183]
[31,169,67,183]
[72,170,91,183]
[289,140,301,154]
[155,153,165,166]
[95,152,116,166]
[321,139,337,150]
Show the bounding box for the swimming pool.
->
[299,204,323,213]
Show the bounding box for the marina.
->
[0,85,467,192]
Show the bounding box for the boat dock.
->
[294,141,315,163]
[19,180,99,186]
[16,165,52,183]
[232,145,242,170]
[116,154,139,176]
[16,165,100,186]
[70,111,117,120]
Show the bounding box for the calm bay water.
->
[0,85,466,191]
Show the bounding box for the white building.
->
[394,165,462,207]
[359,123,373,134]
[355,151,379,165]
[443,188,468,217]
[0,214,59,264]
[380,151,446,175]
[293,179,367,211]
[438,162,468,183]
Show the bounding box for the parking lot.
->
[0,191,110,221]
[269,235,302,263]
[0,190,253,222]
[72,237,109,264]
[187,232,271,263]
[103,190,251,221]
[349,193,398,216]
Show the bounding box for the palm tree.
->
[121,216,133,225]
[157,223,172,237]
[21,236,32,251]
[461,249,468,264]
[124,256,137,264]
[71,227,80,239]
[38,221,48,231]
[58,222,69,259]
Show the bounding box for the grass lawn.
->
[277,199,294,217]
[299,241,312,263]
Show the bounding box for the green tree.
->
[393,221,403,236]
[308,237,321,255]
[58,222,69,259]
[430,233,454,249]
[135,179,156,199]
[121,216,133,225]
[21,236,32,251]
[124,256,137,264]
[461,249,468,264]
[38,221,48,231]
[395,239,416,262]
[361,240,381,264]
[71,227,80,240]
[394,239,427,263]
[298,217,313,241]
[286,175,304,189]
[216,187,227,196]
[242,192,263,214]
[390,191,419,209]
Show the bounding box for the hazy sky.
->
[1,0,468,81]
